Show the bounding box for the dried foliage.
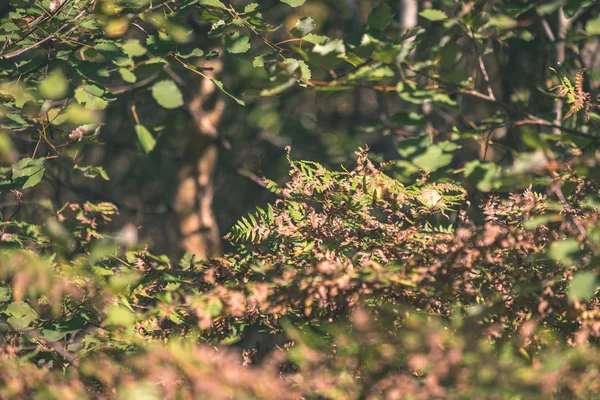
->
[553,68,595,120]
[2,148,600,398]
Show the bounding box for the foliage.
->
[1,0,600,399]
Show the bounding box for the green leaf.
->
[199,0,227,8]
[569,272,597,302]
[253,53,277,68]
[208,20,228,38]
[177,48,205,59]
[281,0,306,7]
[41,317,87,342]
[412,146,452,172]
[419,9,448,22]
[152,80,184,109]
[548,239,582,267]
[290,17,316,38]
[74,85,110,110]
[39,69,68,100]
[42,329,67,342]
[2,113,28,128]
[523,214,562,230]
[135,124,157,154]
[119,68,137,83]
[586,16,600,36]
[206,298,223,317]
[4,302,38,331]
[106,305,136,327]
[368,3,394,31]
[308,39,346,69]
[345,52,364,67]
[302,34,328,45]
[536,1,562,16]
[283,59,311,82]
[223,32,251,54]
[391,111,426,126]
[0,287,10,302]
[397,136,429,158]
[464,161,500,192]
[122,39,147,57]
[74,165,110,180]
[12,157,46,189]
[488,15,516,30]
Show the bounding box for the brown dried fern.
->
[563,68,591,120]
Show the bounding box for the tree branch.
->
[0,6,89,61]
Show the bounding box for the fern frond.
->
[559,69,591,120]
[226,206,274,244]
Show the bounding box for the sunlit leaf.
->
[199,0,227,8]
[151,80,184,109]
[12,157,46,190]
[223,32,251,54]
[122,39,147,57]
[586,15,600,35]
[569,271,597,302]
[135,124,157,154]
[281,0,306,7]
[290,17,316,38]
[39,69,68,100]
[549,239,582,267]
[74,164,110,180]
[419,9,448,22]
[412,145,452,172]
[119,68,136,83]
[5,302,38,330]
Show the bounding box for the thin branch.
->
[108,74,159,94]
[21,329,78,366]
[0,0,75,56]
[237,168,272,191]
[0,6,89,61]
[553,8,569,132]
[551,182,598,255]
[541,18,556,42]
[397,66,600,141]
[465,24,495,100]
[0,25,73,60]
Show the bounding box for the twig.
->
[465,24,495,101]
[551,182,598,255]
[108,74,159,94]
[21,329,78,366]
[541,18,556,42]
[0,6,89,60]
[237,168,279,195]
[0,24,74,60]
[0,0,75,57]
[553,8,569,133]
[398,65,600,141]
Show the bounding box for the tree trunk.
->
[398,0,418,33]
[174,57,224,260]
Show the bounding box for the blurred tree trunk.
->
[398,0,417,33]
[174,57,224,260]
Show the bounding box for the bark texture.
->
[174,58,224,259]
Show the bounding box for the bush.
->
[1,147,600,398]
